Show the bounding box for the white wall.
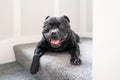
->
[21,0,54,36]
[0,0,13,40]
[59,0,92,37]
[79,0,92,37]
[0,0,92,64]
[59,0,80,32]
[93,0,120,80]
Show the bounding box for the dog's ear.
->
[45,16,50,20]
[63,15,70,23]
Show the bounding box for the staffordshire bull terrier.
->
[30,15,81,74]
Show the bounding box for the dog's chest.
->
[48,46,66,52]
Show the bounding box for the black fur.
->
[30,16,81,74]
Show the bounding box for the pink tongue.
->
[51,39,60,44]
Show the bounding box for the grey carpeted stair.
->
[0,62,39,80]
[14,38,92,80]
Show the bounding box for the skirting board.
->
[78,32,92,38]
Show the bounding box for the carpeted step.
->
[14,38,92,80]
[0,62,39,80]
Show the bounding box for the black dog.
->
[30,15,81,74]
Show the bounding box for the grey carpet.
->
[0,62,39,80]
[14,38,92,80]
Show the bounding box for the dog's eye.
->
[43,29,47,33]
[59,24,64,29]
[43,27,49,33]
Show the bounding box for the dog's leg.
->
[30,47,44,74]
[69,44,81,65]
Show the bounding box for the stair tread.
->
[14,38,92,80]
[0,62,39,80]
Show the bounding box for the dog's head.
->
[42,15,72,48]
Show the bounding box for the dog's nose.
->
[51,32,57,36]
[50,29,58,36]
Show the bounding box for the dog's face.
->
[42,16,71,48]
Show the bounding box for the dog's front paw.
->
[70,57,81,65]
[30,64,39,74]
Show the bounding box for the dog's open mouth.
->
[50,39,60,45]
[50,33,69,45]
